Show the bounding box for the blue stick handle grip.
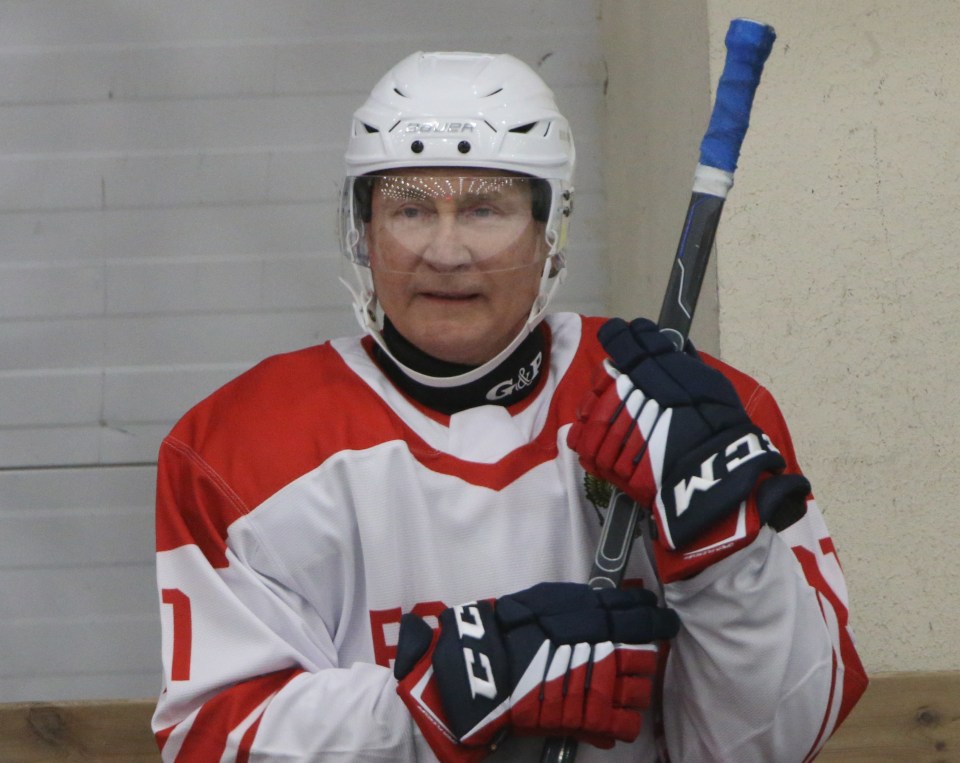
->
[699,19,776,173]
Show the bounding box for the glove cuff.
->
[652,470,810,583]
[651,490,763,582]
[395,617,492,763]
[396,604,516,762]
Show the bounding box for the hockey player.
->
[153,52,867,761]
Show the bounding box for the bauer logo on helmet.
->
[402,121,478,134]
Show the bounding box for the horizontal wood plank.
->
[0,699,159,762]
[818,671,960,761]
[1,672,957,760]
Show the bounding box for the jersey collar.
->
[373,319,547,415]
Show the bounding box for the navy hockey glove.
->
[568,317,810,582]
[394,582,680,763]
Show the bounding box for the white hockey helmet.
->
[339,51,575,386]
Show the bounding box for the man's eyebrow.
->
[460,190,504,203]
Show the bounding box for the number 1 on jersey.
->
[161,588,193,681]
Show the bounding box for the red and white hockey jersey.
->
[153,312,867,762]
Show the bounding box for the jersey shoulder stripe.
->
[156,341,396,560]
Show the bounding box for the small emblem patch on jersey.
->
[584,473,613,515]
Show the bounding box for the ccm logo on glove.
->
[456,604,498,700]
[673,428,780,517]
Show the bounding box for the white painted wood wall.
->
[0,1,608,701]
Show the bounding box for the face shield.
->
[338,170,569,386]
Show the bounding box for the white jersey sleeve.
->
[656,362,867,762]
[154,438,428,762]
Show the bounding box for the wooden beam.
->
[0,698,158,762]
[818,671,960,762]
[0,671,957,760]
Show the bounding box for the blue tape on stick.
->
[699,19,776,173]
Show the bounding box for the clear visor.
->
[343,174,548,275]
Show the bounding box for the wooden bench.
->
[1,671,957,761]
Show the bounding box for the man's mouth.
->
[420,291,479,301]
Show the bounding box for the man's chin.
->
[397,310,526,367]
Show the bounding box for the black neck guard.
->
[373,319,547,415]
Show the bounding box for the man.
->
[153,52,866,761]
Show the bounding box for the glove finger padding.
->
[394,582,680,762]
[567,366,665,508]
[600,318,739,414]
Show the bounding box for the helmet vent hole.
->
[509,122,537,134]
[362,123,379,134]
[393,87,408,97]
[483,87,504,97]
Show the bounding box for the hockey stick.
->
[540,18,776,763]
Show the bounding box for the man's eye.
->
[397,206,425,219]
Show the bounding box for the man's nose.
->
[421,212,472,270]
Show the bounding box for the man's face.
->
[366,168,546,366]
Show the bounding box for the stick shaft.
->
[541,18,775,763]
[657,192,725,350]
